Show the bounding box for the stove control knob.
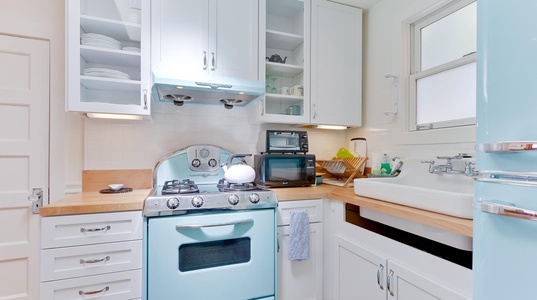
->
[191,159,201,168]
[249,193,260,204]
[191,196,204,208]
[166,197,180,209]
[228,194,240,205]
[208,158,218,168]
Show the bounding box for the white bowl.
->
[108,184,124,191]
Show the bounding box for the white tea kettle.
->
[222,154,256,184]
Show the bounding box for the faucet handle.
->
[420,160,435,164]
[436,155,463,160]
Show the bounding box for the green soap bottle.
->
[380,154,391,175]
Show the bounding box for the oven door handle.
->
[175,218,254,230]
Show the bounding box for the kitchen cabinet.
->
[251,0,362,126]
[66,0,151,117]
[151,0,260,82]
[277,199,324,300]
[40,211,143,299]
[256,0,310,123]
[310,0,362,126]
[328,200,472,300]
[334,235,469,300]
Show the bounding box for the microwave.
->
[254,154,316,187]
[265,130,308,154]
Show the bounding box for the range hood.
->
[152,71,264,109]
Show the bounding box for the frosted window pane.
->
[421,2,476,70]
[416,62,476,125]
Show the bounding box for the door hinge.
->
[28,188,43,214]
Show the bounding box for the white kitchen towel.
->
[288,210,310,261]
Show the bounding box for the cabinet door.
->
[278,223,323,300]
[333,235,386,300]
[67,0,151,116]
[310,0,362,126]
[151,0,209,79]
[210,0,259,81]
[387,260,470,300]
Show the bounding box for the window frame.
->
[408,0,476,132]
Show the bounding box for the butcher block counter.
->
[40,182,472,237]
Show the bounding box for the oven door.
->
[146,209,276,300]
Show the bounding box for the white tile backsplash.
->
[84,104,349,170]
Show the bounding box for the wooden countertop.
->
[40,189,151,216]
[40,184,472,237]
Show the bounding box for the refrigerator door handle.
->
[475,170,537,187]
[476,141,537,152]
[481,201,537,221]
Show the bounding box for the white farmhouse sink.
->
[354,158,474,219]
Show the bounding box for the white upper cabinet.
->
[311,0,362,127]
[151,0,260,83]
[255,0,310,124]
[252,0,362,127]
[66,0,151,116]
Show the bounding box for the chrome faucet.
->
[421,154,475,176]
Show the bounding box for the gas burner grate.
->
[162,179,199,195]
[217,178,263,192]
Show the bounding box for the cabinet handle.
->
[143,89,148,110]
[387,269,395,296]
[277,232,280,253]
[377,264,384,290]
[80,225,110,233]
[203,51,207,70]
[80,255,110,264]
[211,52,216,71]
[313,104,317,119]
[79,286,109,295]
[175,218,253,229]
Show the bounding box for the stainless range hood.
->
[152,71,264,109]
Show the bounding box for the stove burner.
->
[162,179,199,195]
[217,178,261,192]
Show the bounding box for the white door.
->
[0,34,49,299]
[334,235,386,300]
[387,260,470,300]
[277,223,323,300]
[151,0,209,79]
[211,0,259,81]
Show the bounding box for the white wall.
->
[347,0,476,167]
[71,0,473,191]
[83,102,347,171]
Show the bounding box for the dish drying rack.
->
[317,157,368,187]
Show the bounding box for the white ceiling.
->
[329,0,381,9]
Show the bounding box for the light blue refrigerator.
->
[474,0,537,299]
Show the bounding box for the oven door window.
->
[179,237,251,272]
[267,158,304,181]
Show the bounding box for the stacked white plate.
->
[83,68,130,80]
[81,33,121,50]
[122,46,141,52]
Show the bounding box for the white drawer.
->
[277,199,323,226]
[41,240,143,282]
[40,269,141,300]
[41,211,143,249]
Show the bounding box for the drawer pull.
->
[80,225,111,233]
[78,286,109,295]
[80,255,110,264]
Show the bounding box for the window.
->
[409,0,476,131]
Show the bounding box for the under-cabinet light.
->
[86,113,143,120]
[315,125,348,130]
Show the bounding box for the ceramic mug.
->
[277,86,290,95]
[289,85,303,96]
